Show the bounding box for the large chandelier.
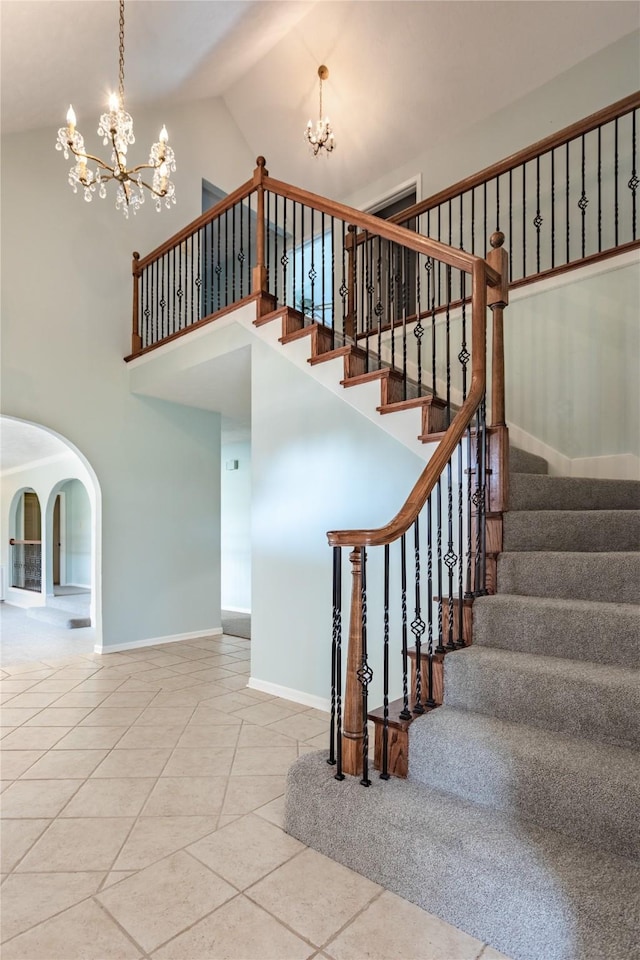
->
[304,65,336,157]
[55,0,176,217]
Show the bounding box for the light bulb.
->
[66,105,77,131]
[159,125,169,143]
[159,162,168,178]
[108,93,119,113]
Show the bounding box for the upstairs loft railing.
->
[390,92,639,287]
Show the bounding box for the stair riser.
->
[510,474,640,511]
[503,510,640,552]
[444,651,640,746]
[408,711,640,860]
[498,552,640,603]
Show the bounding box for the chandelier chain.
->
[118,0,125,106]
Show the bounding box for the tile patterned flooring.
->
[0,624,512,960]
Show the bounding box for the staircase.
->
[285,451,640,960]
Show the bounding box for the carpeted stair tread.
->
[510,473,640,511]
[473,594,640,667]
[443,646,640,746]
[286,752,640,960]
[26,607,91,629]
[509,448,549,475]
[408,706,640,859]
[503,509,640,552]
[498,550,640,603]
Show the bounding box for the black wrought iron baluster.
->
[330,216,336,343]
[365,235,374,362]
[389,241,396,373]
[411,517,425,714]
[598,127,602,253]
[465,424,474,599]
[282,200,288,311]
[471,188,476,255]
[399,534,411,720]
[444,457,456,652]
[522,163,527,278]
[483,182,487,264]
[196,229,202,322]
[171,245,176,335]
[429,258,436,397]
[360,233,367,365]
[381,543,390,780]
[160,257,165,342]
[310,207,316,321]
[265,192,270,300]
[359,546,371,787]
[630,109,638,241]
[232,204,237,302]
[339,220,348,335]
[249,195,254,301]
[301,204,306,319]
[225,209,229,307]
[566,141,570,265]
[190,234,195,327]
[508,170,513,280]
[216,218,222,312]
[293,201,298,315]
[415,252,423,395]
[151,260,157,342]
[579,133,588,259]
[535,156,542,273]
[401,244,408,398]
[239,199,244,297]
[551,150,556,269]
[456,439,465,648]
[376,237,383,364]
[425,493,435,706]
[435,477,445,654]
[329,545,341,770]
[473,399,488,597]
[459,271,468,401]
[496,174,501,233]
[615,118,619,247]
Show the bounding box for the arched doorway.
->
[9,487,42,592]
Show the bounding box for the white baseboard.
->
[247,677,330,713]
[507,424,640,480]
[95,626,223,655]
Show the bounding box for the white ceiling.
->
[0,418,74,474]
[2,1,637,198]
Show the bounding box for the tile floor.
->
[0,624,512,960]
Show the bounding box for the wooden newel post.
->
[342,547,365,776]
[252,156,270,314]
[487,231,510,512]
[131,251,142,355]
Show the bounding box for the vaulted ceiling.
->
[2,1,638,198]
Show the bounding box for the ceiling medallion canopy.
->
[55,0,176,217]
[304,65,336,157]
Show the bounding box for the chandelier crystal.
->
[55,0,176,217]
[304,65,335,157]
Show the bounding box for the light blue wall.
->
[60,479,91,586]
[1,97,247,646]
[221,439,252,612]
[250,339,425,703]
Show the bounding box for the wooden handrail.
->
[262,175,499,283]
[136,176,257,272]
[327,258,488,548]
[390,91,640,225]
[9,539,41,546]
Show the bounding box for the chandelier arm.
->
[66,142,116,174]
[129,162,162,175]
[137,177,168,198]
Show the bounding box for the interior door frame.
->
[53,492,67,587]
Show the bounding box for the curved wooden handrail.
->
[136,176,257,272]
[327,260,488,548]
[390,91,640,226]
[262,175,499,284]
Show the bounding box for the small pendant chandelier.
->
[55,0,176,217]
[304,65,336,157]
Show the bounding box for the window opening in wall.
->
[369,187,418,323]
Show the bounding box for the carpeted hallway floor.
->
[221,610,251,640]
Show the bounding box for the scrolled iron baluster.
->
[359,546,372,786]
[381,544,390,780]
[444,457,457,651]
[425,493,436,707]
[412,517,425,713]
[399,534,411,721]
[456,439,465,647]
[578,133,589,259]
[630,108,638,240]
[435,477,445,654]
